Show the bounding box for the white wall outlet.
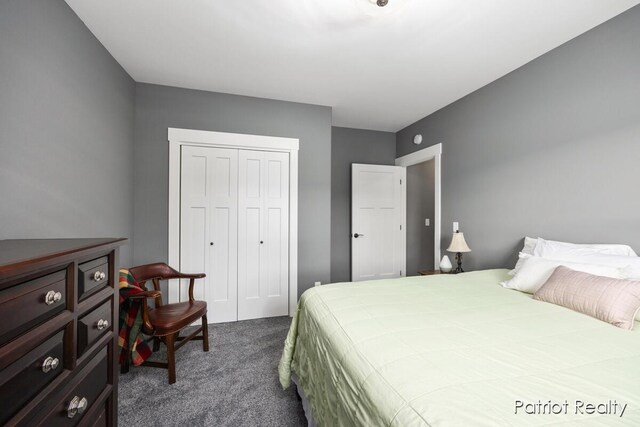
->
[453,222,459,232]
[425,218,430,226]
[314,281,321,287]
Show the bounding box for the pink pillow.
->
[533,266,640,329]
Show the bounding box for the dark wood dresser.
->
[0,238,126,426]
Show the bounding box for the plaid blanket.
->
[118,269,152,366]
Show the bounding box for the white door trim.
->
[395,143,443,269]
[168,127,299,317]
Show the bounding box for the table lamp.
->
[447,230,471,274]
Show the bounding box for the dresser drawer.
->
[0,270,67,346]
[88,402,107,427]
[41,347,108,427]
[0,330,66,425]
[78,257,110,301]
[77,301,111,357]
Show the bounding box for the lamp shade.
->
[447,231,471,253]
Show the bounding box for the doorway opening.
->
[406,159,436,274]
[395,143,442,272]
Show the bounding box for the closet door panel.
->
[244,207,262,299]
[245,158,262,198]
[208,149,238,322]
[266,208,282,297]
[211,207,231,302]
[238,151,289,320]
[238,150,264,320]
[181,146,238,323]
[180,147,210,304]
[209,150,238,323]
[185,208,208,302]
[264,153,289,306]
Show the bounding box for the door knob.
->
[353,233,364,238]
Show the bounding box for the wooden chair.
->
[121,263,209,384]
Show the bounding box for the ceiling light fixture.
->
[369,0,389,7]
[359,0,405,17]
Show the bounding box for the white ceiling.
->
[65,0,639,132]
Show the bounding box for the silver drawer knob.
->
[42,356,60,373]
[96,319,109,330]
[92,271,105,281]
[67,396,88,418]
[45,290,62,305]
[78,397,88,414]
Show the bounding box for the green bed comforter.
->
[279,269,640,426]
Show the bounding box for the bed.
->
[279,269,640,426]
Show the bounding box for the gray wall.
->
[406,160,435,275]
[397,5,640,271]
[0,0,135,263]
[133,83,332,297]
[331,127,396,283]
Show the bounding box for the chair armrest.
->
[129,290,162,300]
[128,290,162,332]
[174,272,206,280]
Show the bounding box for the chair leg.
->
[165,334,177,384]
[202,314,210,352]
[153,336,160,352]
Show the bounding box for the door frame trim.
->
[167,127,299,316]
[395,143,443,269]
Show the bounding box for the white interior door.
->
[351,164,406,282]
[238,150,289,320]
[180,146,238,323]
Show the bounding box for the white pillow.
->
[521,236,538,256]
[533,237,638,258]
[507,237,538,276]
[532,250,640,280]
[501,255,626,294]
[509,237,638,276]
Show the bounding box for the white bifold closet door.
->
[237,150,289,321]
[180,145,289,323]
[181,146,238,323]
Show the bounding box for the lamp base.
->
[452,252,465,274]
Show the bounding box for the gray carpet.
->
[118,316,306,426]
